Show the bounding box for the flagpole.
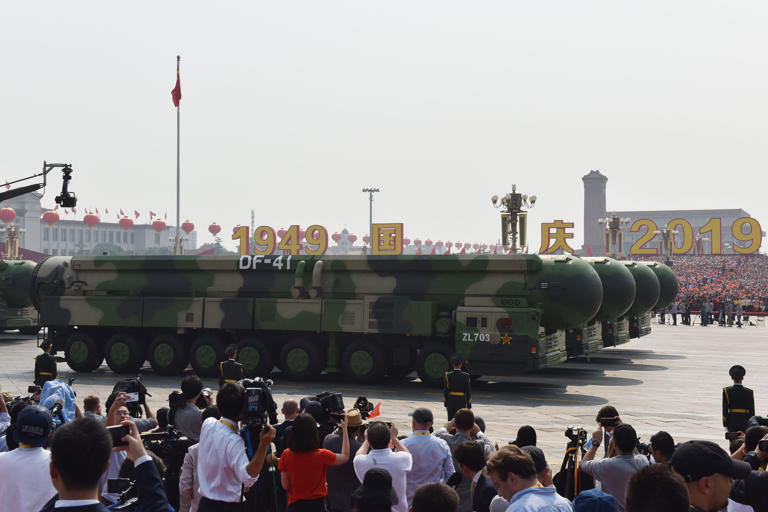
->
[175,55,181,255]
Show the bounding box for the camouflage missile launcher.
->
[14,253,606,386]
[0,260,40,334]
[567,257,636,356]
[641,262,678,311]
[620,261,661,339]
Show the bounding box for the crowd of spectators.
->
[4,375,768,512]
[633,254,768,315]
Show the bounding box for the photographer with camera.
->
[174,375,211,441]
[324,408,366,512]
[593,405,622,457]
[197,382,275,512]
[42,417,169,512]
[354,421,412,512]
[0,405,57,511]
[279,412,350,512]
[580,424,649,512]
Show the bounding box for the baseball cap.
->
[409,408,433,424]
[521,446,547,474]
[670,440,752,482]
[573,489,618,512]
[13,405,53,447]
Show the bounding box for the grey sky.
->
[1,1,765,251]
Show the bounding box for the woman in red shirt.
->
[279,412,350,512]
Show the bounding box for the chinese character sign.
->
[372,223,404,255]
[539,220,576,254]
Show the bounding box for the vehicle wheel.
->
[279,338,322,380]
[237,337,274,377]
[342,339,388,383]
[19,327,41,335]
[65,331,104,372]
[416,342,453,387]
[148,334,188,375]
[104,332,146,374]
[189,334,225,377]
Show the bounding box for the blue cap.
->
[13,405,53,447]
[573,489,618,512]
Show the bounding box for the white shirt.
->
[353,448,413,512]
[197,417,257,503]
[402,431,454,504]
[0,446,57,512]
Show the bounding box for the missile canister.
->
[621,260,661,338]
[641,261,679,310]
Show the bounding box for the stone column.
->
[582,170,607,256]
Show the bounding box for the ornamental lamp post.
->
[491,184,536,254]
[597,212,630,258]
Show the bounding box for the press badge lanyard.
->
[220,418,238,433]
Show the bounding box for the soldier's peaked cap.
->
[729,365,746,380]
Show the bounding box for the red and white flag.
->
[171,61,181,107]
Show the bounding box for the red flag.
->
[431,247,436,255]
[150,211,156,219]
[368,402,382,419]
[524,246,529,254]
[72,207,76,214]
[95,208,99,215]
[54,204,59,210]
[444,249,450,255]
[105,208,109,215]
[134,210,140,219]
[586,246,593,256]
[120,209,125,216]
[171,64,181,107]
[460,247,466,254]
[3,181,8,190]
[415,248,421,255]
[164,212,167,219]
[64,209,69,215]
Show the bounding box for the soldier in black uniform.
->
[34,341,65,386]
[443,353,471,421]
[722,365,755,433]
[218,343,244,388]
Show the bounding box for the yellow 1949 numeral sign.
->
[232,225,329,256]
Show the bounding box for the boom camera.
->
[54,165,77,208]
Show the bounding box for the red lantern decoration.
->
[83,213,100,230]
[332,232,341,243]
[181,220,195,235]
[0,207,16,225]
[455,241,461,248]
[435,240,444,248]
[42,210,60,227]
[118,217,134,231]
[445,241,453,249]
[208,222,221,236]
[472,243,479,250]
[277,228,287,239]
[363,235,371,245]
[403,238,411,246]
[347,234,357,243]
[152,220,166,234]
[414,239,422,247]
[481,243,488,250]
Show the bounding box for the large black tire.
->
[416,342,453,387]
[387,347,417,380]
[341,339,388,383]
[279,338,322,380]
[104,332,146,374]
[237,337,274,377]
[65,331,104,372]
[148,334,188,375]
[189,334,225,377]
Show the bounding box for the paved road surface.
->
[1,322,765,465]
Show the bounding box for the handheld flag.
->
[368,402,382,419]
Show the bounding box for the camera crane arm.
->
[0,161,77,206]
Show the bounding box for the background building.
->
[1,193,197,256]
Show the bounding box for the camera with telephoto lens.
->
[565,427,587,446]
[141,427,195,507]
[353,396,374,420]
[313,391,345,417]
[106,478,137,510]
[195,388,212,409]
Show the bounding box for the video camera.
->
[353,396,374,420]
[240,377,278,429]
[54,165,77,208]
[565,427,587,446]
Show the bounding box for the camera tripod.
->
[554,429,594,500]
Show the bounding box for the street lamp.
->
[694,234,709,255]
[362,187,380,255]
[654,224,680,257]
[0,224,26,260]
[597,212,630,258]
[491,184,536,254]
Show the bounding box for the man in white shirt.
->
[197,382,275,512]
[0,405,56,512]
[402,407,454,505]
[353,421,413,512]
